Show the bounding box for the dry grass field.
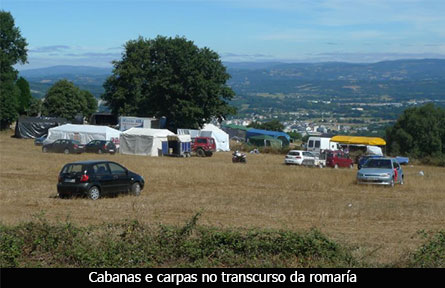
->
[1,131,444,265]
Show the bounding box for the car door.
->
[92,163,114,195]
[108,162,130,193]
[53,140,63,153]
[85,141,94,153]
[339,152,348,167]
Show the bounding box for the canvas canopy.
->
[248,135,282,148]
[14,116,67,139]
[44,124,121,145]
[178,124,230,152]
[199,124,230,152]
[120,128,174,156]
[331,136,386,146]
[366,145,383,156]
[246,128,290,146]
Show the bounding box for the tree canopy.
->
[0,10,28,129]
[102,36,236,131]
[42,80,97,120]
[16,77,32,115]
[247,120,285,132]
[386,103,445,158]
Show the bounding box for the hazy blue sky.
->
[3,0,445,69]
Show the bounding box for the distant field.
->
[0,131,444,265]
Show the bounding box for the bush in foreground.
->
[0,214,355,268]
[1,214,443,268]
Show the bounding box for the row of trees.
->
[0,11,28,129]
[0,11,97,127]
[1,10,236,131]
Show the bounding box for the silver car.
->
[357,158,404,187]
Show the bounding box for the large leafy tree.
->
[16,77,32,115]
[42,80,96,120]
[386,103,445,158]
[102,36,236,131]
[0,11,28,129]
[81,90,98,119]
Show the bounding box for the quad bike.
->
[232,151,247,163]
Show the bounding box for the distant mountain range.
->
[20,59,445,105]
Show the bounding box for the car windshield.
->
[363,159,392,169]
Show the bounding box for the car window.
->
[197,138,207,144]
[308,140,314,148]
[93,163,110,175]
[314,141,320,148]
[364,159,392,169]
[303,152,313,157]
[288,151,300,156]
[62,164,83,174]
[108,163,126,175]
[393,161,400,169]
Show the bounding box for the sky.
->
[3,0,445,70]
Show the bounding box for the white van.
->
[306,137,338,153]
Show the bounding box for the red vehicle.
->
[191,137,216,157]
[326,150,354,168]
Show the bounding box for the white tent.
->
[44,124,121,145]
[200,124,230,152]
[177,124,230,152]
[120,128,175,156]
[366,145,383,156]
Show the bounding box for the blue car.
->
[34,135,47,146]
[357,158,404,187]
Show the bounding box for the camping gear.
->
[248,135,283,148]
[246,128,290,146]
[178,124,230,152]
[330,136,386,146]
[45,124,121,146]
[162,135,192,157]
[15,116,67,139]
[120,128,174,156]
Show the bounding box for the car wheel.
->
[196,148,205,157]
[58,193,69,199]
[64,148,70,154]
[88,186,100,200]
[42,147,48,153]
[130,182,141,196]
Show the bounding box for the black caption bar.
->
[1,268,441,287]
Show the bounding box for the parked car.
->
[84,140,117,154]
[357,155,383,169]
[326,150,354,168]
[42,139,84,154]
[191,136,216,157]
[285,150,318,166]
[34,135,47,146]
[357,158,404,187]
[57,160,145,200]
